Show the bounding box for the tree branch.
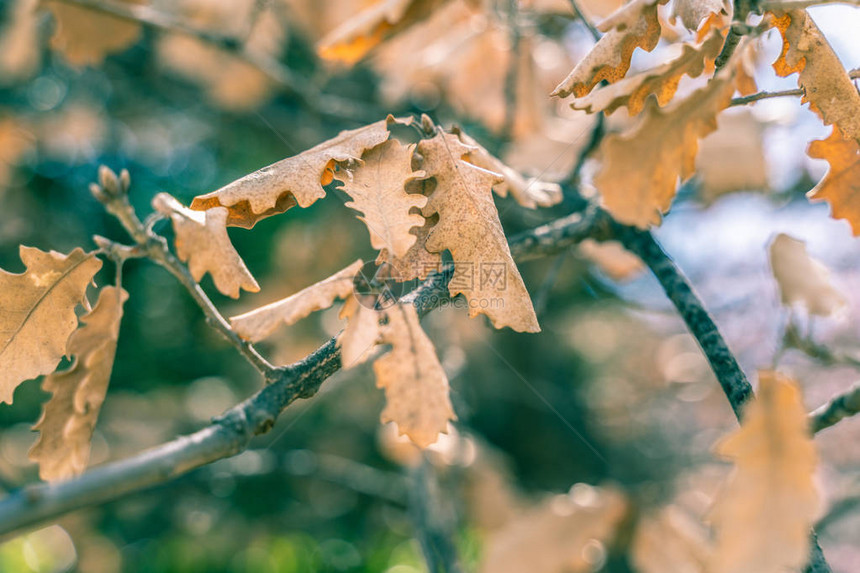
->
[609,223,753,416]
[810,382,860,434]
[90,170,276,376]
[730,70,859,107]
[0,207,596,537]
[606,220,831,573]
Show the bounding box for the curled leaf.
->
[594,67,737,228]
[153,193,259,299]
[191,116,408,228]
[318,0,450,64]
[551,0,667,98]
[571,31,724,116]
[231,260,364,342]
[29,286,127,481]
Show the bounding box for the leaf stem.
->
[90,171,275,377]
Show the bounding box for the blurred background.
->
[0,0,859,571]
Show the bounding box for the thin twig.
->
[730,70,859,107]
[568,0,601,41]
[730,88,804,106]
[0,206,599,538]
[782,322,860,372]
[90,174,275,376]
[810,383,860,433]
[606,218,831,573]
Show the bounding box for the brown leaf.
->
[454,126,562,208]
[594,68,736,228]
[0,247,102,404]
[807,127,860,235]
[376,215,443,281]
[374,302,455,447]
[708,371,820,573]
[318,0,450,64]
[29,286,127,481]
[337,139,428,257]
[571,31,724,116]
[551,0,667,99]
[672,0,729,32]
[338,295,382,367]
[231,260,364,342]
[479,486,628,573]
[153,193,259,299]
[768,233,845,317]
[191,116,407,228]
[771,10,860,142]
[418,131,540,332]
[46,0,141,67]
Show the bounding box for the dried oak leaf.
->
[418,131,540,332]
[0,247,102,404]
[374,302,455,448]
[768,233,845,317]
[338,295,383,367]
[551,0,668,99]
[807,127,860,235]
[232,259,364,342]
[337,139,428,258]
[708,371,820,573]
[453,126,562,209]
[594,67,737,228]
[191,115,407,228]
[153,193,259,299]
[29,286,127,481]
[771,10,860,142]
[672,0,729,32]
[318,0,450,65]
[376,214,443,281]
[572,31,724,116]
[46,0,142,67]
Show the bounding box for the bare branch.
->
[568,0,601,41]
[731,70,859,107]
[810,382,860,433]
[0,207,594,537]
